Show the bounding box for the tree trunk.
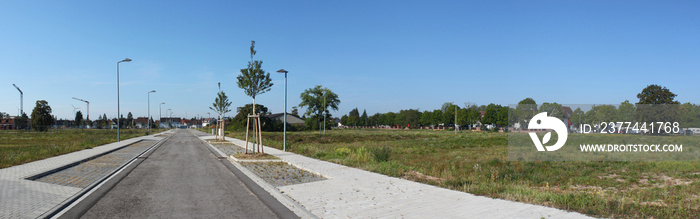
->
[252,97,256,148]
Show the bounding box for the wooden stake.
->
[244,115,250,154]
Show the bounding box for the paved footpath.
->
[82,129,290,218]
[207,133,593,219]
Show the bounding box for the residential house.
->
[266,113,305,126]
[0,116,15,130]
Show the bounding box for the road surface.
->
[82,129,288,218]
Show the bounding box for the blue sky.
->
[1,1,698,120]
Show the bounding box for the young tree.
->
[210,91,232,139]
[30,100,54,132]
[237,40,273,115]
[299,85,340,131]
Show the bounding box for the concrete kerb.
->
[43,130,174,218]
[196,134,317,219]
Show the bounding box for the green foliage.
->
[637,84,679,104]
[679,103,700,127]
[347,108,360,126]
[397,109,421,127]
[515,98,538,129]
[617,100,635,122]
[586,104,617,124]
[298,85,340,128]
[572,108,585,126]
[237,40,273,113]
[360,110,368,126]
[371,146,391,162]
[635,85,680,126]
[75,111,83,127]
[420,110,433,126]
[228,103,270,130]
[380,112,396,125]
[291,106,299,117]
[15,113,29,130]
[209,91,232,118]
[30,100,54,132]
[539,102,564,119]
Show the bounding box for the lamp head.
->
[276,69,288,74]
[150,90,156,93]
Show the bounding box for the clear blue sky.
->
[1,1,698,120]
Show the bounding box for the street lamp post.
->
[117,58,132,142]
[159,102,165,128]
[148,90,156,134]
[12,84,23,116]
[276,69,288,151]
[323,90,326,134]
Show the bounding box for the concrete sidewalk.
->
[205,134,591,219]
[0,131,171,218]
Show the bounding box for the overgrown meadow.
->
[0,129,154,169]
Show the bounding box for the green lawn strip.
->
[0,129,154,169]
[225,129,700,218]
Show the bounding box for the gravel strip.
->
[33,140,156,188]
[241,162,326,187]
[210,142,253,155]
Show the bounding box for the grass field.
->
[0,129,157,169]
[227,129,700,218]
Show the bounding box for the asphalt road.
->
[82,129,284,218]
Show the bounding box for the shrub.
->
[371,146,391,162]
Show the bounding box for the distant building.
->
[0,116,16,130]
[160,117,181,128]
[134,117,149,129]
[266,113,305,126]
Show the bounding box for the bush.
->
[371,146,391,162]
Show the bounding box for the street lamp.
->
[117,58,132,141]
[276,69,288,151]
[148,90,156,134]
[12,84,23,116]
[159,102,165,128]
[323,90,326,134]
